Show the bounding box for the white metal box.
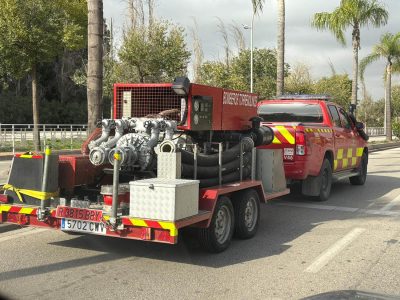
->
[129,179,199,221]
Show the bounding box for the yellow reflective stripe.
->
[337,149,344,159]
[19,207,34,214]
[276,125,295,145]
[334,160,338,171]
[342,158,348,168]
[356,148,363,157]
[19,154,34,158]
[347,148,353,158]
[272,136,282,144]
[130,219,147,227]
[351,157,357,166]
[159,221,178,237]
[0,205,11,212]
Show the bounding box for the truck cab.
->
[257,95,369,201]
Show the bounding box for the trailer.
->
[0,78,289,252]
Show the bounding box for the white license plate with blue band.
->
[61,219,106,235]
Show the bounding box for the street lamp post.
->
[243,11,255,93]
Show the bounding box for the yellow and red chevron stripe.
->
[272,125,295,145]
[0,204,36,215]
[0,204,56,216]
[114,216,178,237]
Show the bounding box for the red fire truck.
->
[257,95,369,201]
[0,78,288,253]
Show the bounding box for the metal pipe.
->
[251,147,256,180]
[40,145,51,210]
[110,150,121,227]
[193,144,198,180]
[239,141,244,181]
[218,143,223,185]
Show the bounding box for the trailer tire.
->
[315,159,332,202]
[350,152,368,185]
[233,189,260,239]
[199,196,234,253]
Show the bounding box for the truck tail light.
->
[295,131,306,156]
[0,194,9,203]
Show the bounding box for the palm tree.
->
[87,0,104,133]
[276,0,285,96]
[360,33,400,141]
[311,0,388,112]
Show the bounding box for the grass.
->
[0,139,84,152]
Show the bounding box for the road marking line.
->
[0,227,48,242]
[275,202,400,217]
[381,194,400,212]
[305,228,366,273]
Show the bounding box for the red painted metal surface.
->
[58,155,103,193]
[113,82,258,131]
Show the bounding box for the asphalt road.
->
[1,148,400,299]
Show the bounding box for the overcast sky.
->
[104,0,400,101]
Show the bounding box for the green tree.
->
[0,1,61,150]
[392,85,400,122]
[119,21,191,83]
[285,62,314,94]
[313,74,352,108]
[311,0,388,111]
[0,0,87,150]
[199,48,285,99]
[360,33,400,141]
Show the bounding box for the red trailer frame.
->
[0,180,287,245]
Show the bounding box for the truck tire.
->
[199,196,234,253]
[233,189,260,239]
[350,152,368,185]
[316,159,332,201]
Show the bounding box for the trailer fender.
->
[198,181,265,228]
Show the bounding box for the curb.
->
[368,142,400,152]
[0,150,81,161]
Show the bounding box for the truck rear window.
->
[258,103,323,123]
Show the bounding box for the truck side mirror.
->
[355,122,364,130]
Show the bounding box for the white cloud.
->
[104,0,400,101]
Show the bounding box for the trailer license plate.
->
[56,206,103,222]
[61,219,106,235]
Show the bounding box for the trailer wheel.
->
[316,159,332,201]
[199,196,234,253]
[233,189,260,239]
[350,152,368,185]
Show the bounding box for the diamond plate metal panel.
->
[129,179,199,221]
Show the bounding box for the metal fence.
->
[0,124,88,153]
[365,127,385,136]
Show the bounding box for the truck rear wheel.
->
[316,159,332,201]
[350,152,367,185]
[199,196,234,253]
[233,189,260,239]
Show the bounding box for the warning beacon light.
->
[172,76,190,96]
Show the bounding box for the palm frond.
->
[359,53,380,80]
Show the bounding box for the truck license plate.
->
[61,219,106,235]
